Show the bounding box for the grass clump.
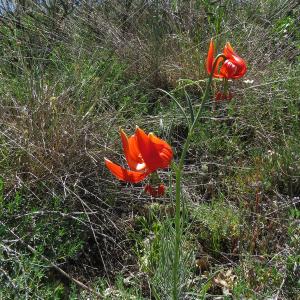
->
[192,200,240,254]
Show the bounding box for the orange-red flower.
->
[206,39,247,79]
[104,127,173,184]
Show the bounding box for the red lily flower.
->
[104,127,173,184]
[206,39,247,79]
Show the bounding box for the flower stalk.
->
[172,54,225,300]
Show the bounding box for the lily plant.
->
[104,38,247,299]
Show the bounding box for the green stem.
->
[172,54,225,300]
[223,78,229,95]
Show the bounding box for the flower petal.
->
[104,158,149,183]
[148,133,173,168]
[223,42,235,58]
[231,56,247,78]
[206,39,215,75]
[134,127,154,169]
[135,127,173,172]
[120,129,146,171]
[223,42,247,79]
[213,55,226,78]
[206,39,226,78]
[220,60,238,79]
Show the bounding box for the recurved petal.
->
[213,55,226,78]
[231,54,247,78]
[206,39,215,75]
[223,43,247,79]
[231,53,245,66]
[220,60,238,79]
[232,67,247,79]
[223,42,235,58]
[135,127,172,171]
[120,129,146,171]
[104,158,149,183]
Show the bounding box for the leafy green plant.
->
[0,181,85,299]
[192,200,240,253]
